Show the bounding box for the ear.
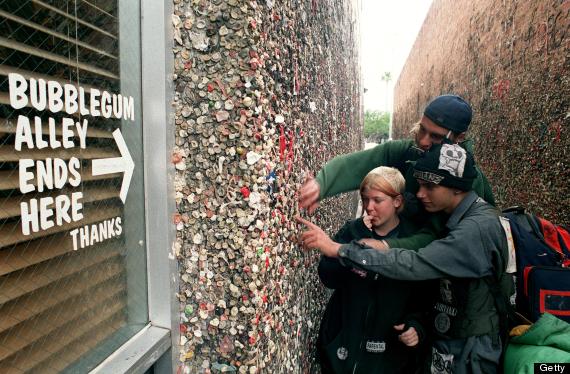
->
[393,195,404,208]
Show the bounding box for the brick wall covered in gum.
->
[393,0,569,224]
[171,0,362,372]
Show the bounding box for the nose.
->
[416,186,426,199]
[418,132,432,150]
[364,200,375,212]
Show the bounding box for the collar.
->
[372,224,400,240]
[446,191,479,230]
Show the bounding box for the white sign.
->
[8,73,136,250]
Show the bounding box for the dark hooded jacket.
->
[318,216,433,373]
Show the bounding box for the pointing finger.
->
[295,215,318,229]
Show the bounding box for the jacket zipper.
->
[353,301,374,374]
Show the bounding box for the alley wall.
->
[171,0,362,372]
[393,0,569,224]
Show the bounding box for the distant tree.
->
[380,72,392,82]
[380,72,392,111]
[364,110,390,142]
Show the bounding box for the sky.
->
[361,0,433,112]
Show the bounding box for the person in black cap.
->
[298,94,494,252]
[297,143,513,374]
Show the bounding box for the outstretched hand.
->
[298,174,320,214]
[295,216,341,257]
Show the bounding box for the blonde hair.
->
[360,166,405,209]
[409,121,421,136]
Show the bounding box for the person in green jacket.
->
[298,94,495,251]
[504,313,570,374]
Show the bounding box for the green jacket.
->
[315,139,495,250]
[504,313,570,374]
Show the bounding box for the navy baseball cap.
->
[423,94,472,133]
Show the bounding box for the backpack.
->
[502,206,570,323]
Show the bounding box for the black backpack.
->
[486,207,570,370]
[502,206,570,323]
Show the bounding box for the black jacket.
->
[317,217,432,373]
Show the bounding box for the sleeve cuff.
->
[337,245,350,266]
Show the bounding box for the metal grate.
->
[0,1,145,372]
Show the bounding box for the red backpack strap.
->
[538,217,562,254]
[556,225,570,266]
[556,225,570,251]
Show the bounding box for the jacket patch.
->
[438,144,466,177]
[365,341,386,353]
[431,347,453,374]
[439,279,454,304]
[434,312,451,334]
[434,302,457,316]
[350,268,367,278]
[336,347,348,360]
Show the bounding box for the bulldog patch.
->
[438,144,466,177]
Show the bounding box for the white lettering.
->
[101,91,112,118]
[75,119,88,149]
[79,226,89,249]
[68,157,81,187]
[61,117,75,148]
[34,116,48,149]
[39,197,55,231]
[434,302,458,316]
[19,159,35,193]
[8,75,133,120]
[90,88,100,116]
[70,228,79,250]
[8,73,28,109]
[64,84,78,114]
[115,216,122,236]
[53,158,68,189]
[112,93,122,119]
[90,224,99,246]
[20,199,39,235]
[19,158,83,193]
[123,96,134,121]
[47,80,64,113]
[71,192,83,222]
[108,218,116,237]
[36,158,54,193]
[98,220,108,241]
[79,86,90,116]
[68,216,121,250]
[30,79,47,111]
[48,117,62,149]
[54,194,71,226]
[15,115,34,151]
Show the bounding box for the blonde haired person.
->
[312,166,432,374]
[360,166,405,232]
